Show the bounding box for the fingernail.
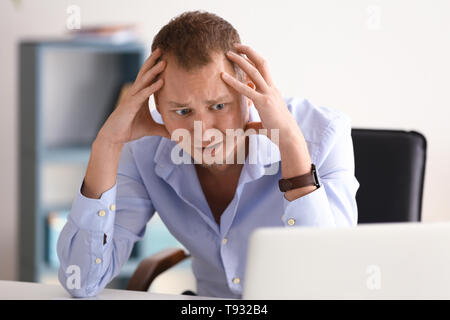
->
[221,72,230,78]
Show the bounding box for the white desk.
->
[0,281,220,300]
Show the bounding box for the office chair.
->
[352,129,426,223]
[126,128,427,292]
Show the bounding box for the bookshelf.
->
[18,39,187,289]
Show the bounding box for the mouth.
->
[196,140,222,151]
[194,141,223,159]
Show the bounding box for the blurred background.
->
[1,0,449,291]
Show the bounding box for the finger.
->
[243,55,256,68]
[135,47,163,81]
[134,78,164,104]
[221,72,262,102]
[115,83,133,108]
[233,43,274,87]
[131,60,166,95]
[226,51,269,93]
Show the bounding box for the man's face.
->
[155,51,252,169]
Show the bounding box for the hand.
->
[96,47,170,146]
[222,44,315,200]
[221,43,302,145]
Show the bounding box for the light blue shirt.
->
[57,96,359,298]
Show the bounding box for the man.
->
[57,10,359,299]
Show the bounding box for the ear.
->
[154,93,160,113]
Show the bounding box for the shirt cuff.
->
[68,180,117,233]
[281,185,335,227]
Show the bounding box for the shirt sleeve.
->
[57,142,155,297]
[281,113,360,228]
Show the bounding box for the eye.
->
[175,108,190,116]
[211,103,225,111]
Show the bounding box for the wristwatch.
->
[278,163,320,192]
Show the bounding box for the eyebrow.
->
[168,95,233,108]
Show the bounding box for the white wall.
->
[1,0,449,280]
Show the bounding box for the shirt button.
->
[110,204,116,211]
[98,210,106,217]
[232,277,240,285]
[222,238,228,245]
[287,218,296,226]
[95,258,102,264]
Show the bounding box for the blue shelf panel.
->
[41,147,92,164]
[19,39,148,284]
[22,39,148,54]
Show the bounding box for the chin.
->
[198,162,227,169]
[196,154,228,168]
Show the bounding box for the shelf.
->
[28,40,147,53]
[41,205,71,215]
[19,39,147,284]
[41,147,91,164]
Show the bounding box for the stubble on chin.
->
[197,162,227,169]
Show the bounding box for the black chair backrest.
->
[351,129,427,223]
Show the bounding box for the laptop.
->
[242,222,450,299]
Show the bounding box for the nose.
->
[191,113,222,148]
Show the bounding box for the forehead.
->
[157,51,238,103]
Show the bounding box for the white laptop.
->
[243,222,450,299]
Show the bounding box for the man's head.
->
[151,11,255,169]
